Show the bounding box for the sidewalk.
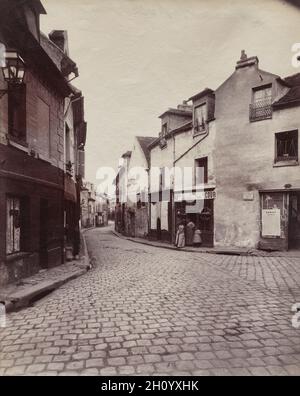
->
[111,229,300,258]
[0,232,91,312]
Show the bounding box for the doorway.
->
[175,199,214,247]
[289,193,300,249]
[40,198,49,268]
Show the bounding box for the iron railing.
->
[249,98,272,122]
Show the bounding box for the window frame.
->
[6,195,24,255]
[8,83,27,145]
[250,83,273,122]
[195,157,208,186]
[275,130,298,164]
[194,103,207,135]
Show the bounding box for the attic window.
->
[160,123,167,149]
[250,85,272,122]
[162,123,168,137]
[194,103,207,134]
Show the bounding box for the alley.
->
[1,226,300,376]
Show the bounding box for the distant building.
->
[95,193,110,227]
[115,136,156,238]
[80,181,96,228]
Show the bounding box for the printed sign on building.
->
[262,209,281,237]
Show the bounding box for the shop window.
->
[8,84,26,144]
[261,193,286,238]
[195,157,208,185]
[275,130,298,163]
[6,196,22,255]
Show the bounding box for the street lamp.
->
[0,49,26,99]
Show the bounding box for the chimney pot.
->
[240,50,247,60]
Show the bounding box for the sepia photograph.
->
[0,0,300,381]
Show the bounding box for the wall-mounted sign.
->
[174,190,216,202]
[262,209,281,237]
[243,192,254,201]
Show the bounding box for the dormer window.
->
[159,123,167,149]
[162,123,168,137]
[194,103,207,134]
[250,84,272,122]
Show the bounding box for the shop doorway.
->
[175,199,214,247]
[289,193,300,249]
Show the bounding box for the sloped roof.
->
[136,136,157,164]
[147,121,193,150]
[159,108,192,119]
[189,87,214,101]
[273,73,300,108]
[273,86,300,108]
[284,72,300,87]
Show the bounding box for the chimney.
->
[49,30,69,56]
[177,100,192,112]
[236,50,258,70]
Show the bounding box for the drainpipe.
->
[171,134,176,244]
[146,166,150,240]
[173,126,209,166]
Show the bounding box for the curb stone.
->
[0,231,91,313]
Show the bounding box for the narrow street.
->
[1,226,300,376]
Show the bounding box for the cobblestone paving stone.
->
[0,227,300,376]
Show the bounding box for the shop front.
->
[174,189,216,248]
[259,189,300,251]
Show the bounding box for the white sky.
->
[41,0,300,186]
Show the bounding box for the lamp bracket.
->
[0,89,7,99]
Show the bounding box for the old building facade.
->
[214,52,300,250]
[115,136,156,238]
[0,0,86,285]
[116,51,300,251]
[80,181,96,229]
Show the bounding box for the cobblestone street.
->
[1,226,300,376]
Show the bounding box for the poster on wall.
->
[262,209,281,237]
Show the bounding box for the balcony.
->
[249,98,272,122]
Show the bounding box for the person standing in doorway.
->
[175,222,185,248]
[193,228,202,247]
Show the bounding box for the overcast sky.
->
[41,0,300,187]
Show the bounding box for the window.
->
[194,103,207,133]
[162,123,168,137]
[250,85,272,122]
[159,123,167,149]
[8,84,26,144]
[137,193,142,209]
[195,157,208,185]
[65,124,72,173]
[36,98,50,159]
[275,130,298,163]
[6,197,22,254]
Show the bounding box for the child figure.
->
[193,228,202,247]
